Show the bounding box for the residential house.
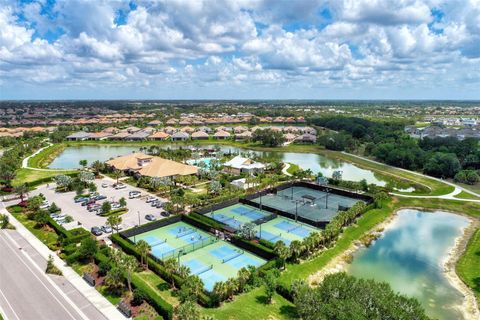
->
[213,130,231,140]
[295,133,317,144]
[223,155,266,175]
[171,131,190,141]
[149,131,170,141]
[191,131,210,140]
[66,131,91,141]
[235,131,252,141]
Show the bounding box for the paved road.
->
[0,230,108,320]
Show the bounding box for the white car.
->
[114,184,126,190]
[101,183,109,188]
[146,196,157,203]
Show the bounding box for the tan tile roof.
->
[149,132,170,139]
[106,153,197,178]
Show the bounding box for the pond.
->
[346,209,470,320]
[48,144,411,189]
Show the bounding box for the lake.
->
[49,144,408,188]
[346,209,470,320]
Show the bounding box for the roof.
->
[191,131,209,138]
[127,131,150,139]
[171,131,190,138]
[106,153,198,178]
[224,155,265,170]
[214,130,231,137]
[67,131,91,139]
[149,131,170,139]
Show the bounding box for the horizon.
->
[1,0,479,100]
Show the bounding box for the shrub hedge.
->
[131,274,173,319]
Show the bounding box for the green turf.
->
[13,168,76,186]
[201,286,297,320]
[133,271,180,307]
[27,143,66,168]
[456,228,480,303]
[11,212,59,249]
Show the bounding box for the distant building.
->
[66,131,91,141]
[106,152,198,179]
[223,155,265,175]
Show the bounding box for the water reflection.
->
[346,209,470,320]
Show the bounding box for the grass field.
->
[455,191,480,200]
[286,163,300,175]
[11,212,59,249]
[133,271,180,307]
[27,143,66,168]
[457,229,480,302]
[12,168,76,186]
[201,286,296,320]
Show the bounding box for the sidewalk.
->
[2,206,126,320]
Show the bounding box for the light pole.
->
[177,249,184,265]
[325,189,329,209]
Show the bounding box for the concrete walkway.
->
[282,163,292,176]
[1,204,126,320]
[342,152,480,201]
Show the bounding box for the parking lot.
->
[30,176,169,237]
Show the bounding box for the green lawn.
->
[11,212,59,249]
[457,229,480,302]
[13,168,76,186]
[286,163,300,175]
[133,271,180,307]
[98,285,122,305]
[454,191,480,200]
[201,287,296,320]
[28,143,66,168]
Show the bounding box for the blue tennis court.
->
[208,203,273,230]
[254,216,319,246]
[129,221,267,292]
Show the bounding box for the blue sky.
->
[0,0,479,100]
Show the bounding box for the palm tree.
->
[185,275,204,300]
[274,241,290,269]
[135,240,151,269]
[112,169,124,185]
[119,254,137,293]
[14,184,29,203]
[212,281,227,305]
[289,240,303,263]
[106,214,122,233]
[177,264,191,279]
[236,267,251,292]
[164,258,179,289]
[225,278,238,301]
[91,160,104,177]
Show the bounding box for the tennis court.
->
[129,221,266,291]
[207,203,274,230]
[250,186,362,222]
[255,216,318,245]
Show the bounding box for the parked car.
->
[94,195,107,201]
[81,199,96,207]
[91,227,103,236]
[101,225,112,233]
[146,196,156,203]
[88,204,101,212]
[129,192,141,199]
[112,224,123,231]
[155,201,164,208]
[145,214,156,221]
[40,200,50,209]
[114,184,126,190]
[75,197,89,203]
[111,202,121,209]
[101,183,109,188]
[150,200,160,207]
[161,211,170,217]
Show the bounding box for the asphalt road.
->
[0,230,106,320]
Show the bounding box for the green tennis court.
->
[255,216,319,245]
[251,186,362,222]
[129,221,266,291]
[207,203,273,230]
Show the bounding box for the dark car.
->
[160,211,170,217]
[91,226,103,236]
[94,195,107,201]
[145,214,156,221]
[155,202,164,209]
[75,197,89,203]
[81,199,96,206]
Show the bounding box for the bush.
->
[131,288,148,306]
[131,274,173,319]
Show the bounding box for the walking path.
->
[282,163,292,176]
[342,152,480,202]
[22,143,71,172]
[1,203,126,320]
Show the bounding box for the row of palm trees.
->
[270,201,368,267]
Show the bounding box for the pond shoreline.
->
[307,207,479,320]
